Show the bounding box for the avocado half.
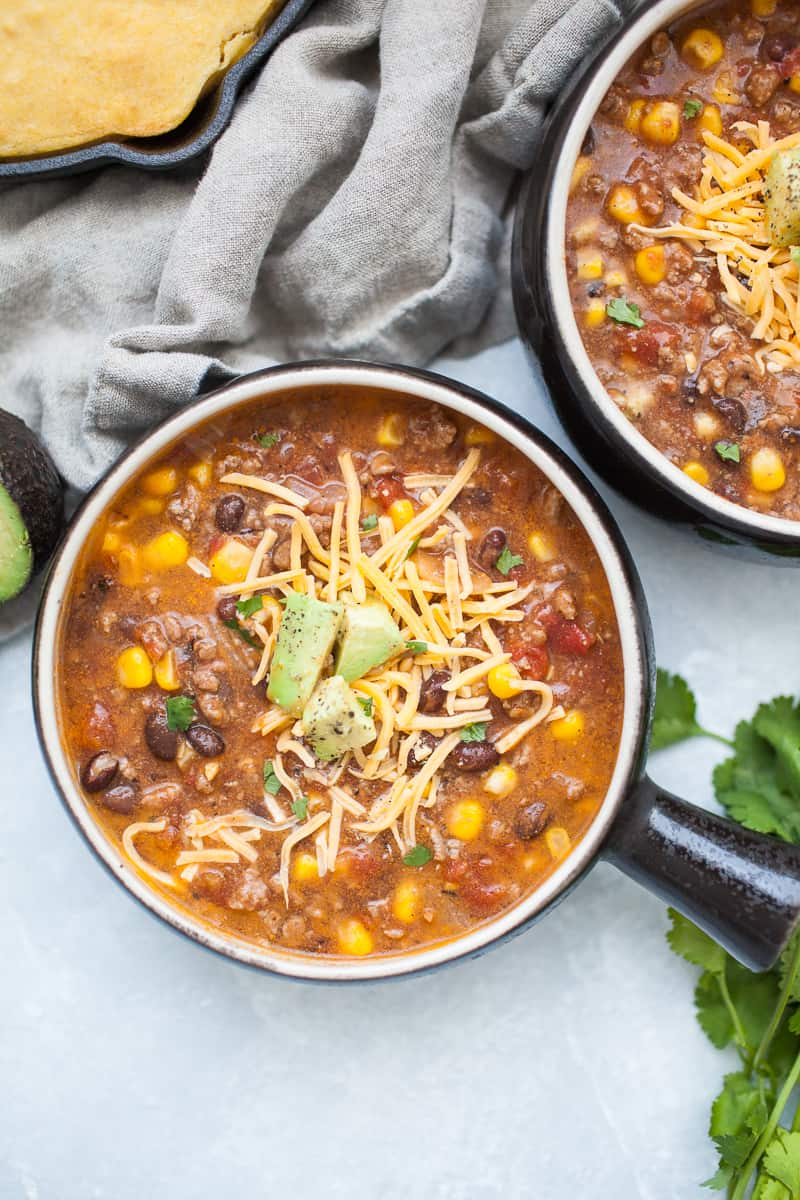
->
[0,409,64,603]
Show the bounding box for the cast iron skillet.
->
[32,361,800,982]
[512,0,800,564]
[0,0,315,180]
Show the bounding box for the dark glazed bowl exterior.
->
[0,0,315,180]
[511,0,800,564]
[31,362,800,980]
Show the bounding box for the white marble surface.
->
[2,337,798,1199]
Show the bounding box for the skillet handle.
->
[604,775,800,971]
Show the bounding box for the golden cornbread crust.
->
[0,0,286,158]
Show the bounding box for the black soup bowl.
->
[33,361,800,980]
[512,0,800,563]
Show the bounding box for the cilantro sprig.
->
[165,695,195,732]
[715,441,741,464]
[495,545,524,576]
[460,722,488,743]
[254,432,279,448]
[651,668,733,751]
[606,298,645,329]
[361,513,378,532]
[292,796,309,821]
[683,98,703,119]
[237,595,264,618]
[656,672,800,1197]
[263,760,282,796]
[403,845,432,868]
[224,617,262,649]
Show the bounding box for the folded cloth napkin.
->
[0,0,633,641]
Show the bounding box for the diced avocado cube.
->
[765,149,800,247]
[301,675,377,761]
[334,599,406,681]
[267,592,343,716]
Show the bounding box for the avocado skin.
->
[0,408,64,574]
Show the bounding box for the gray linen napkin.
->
[0,0,633,640]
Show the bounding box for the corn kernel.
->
[604,269,627,288]
[209,539,253,584]
[465,424,496,446]
[292,852,319,883]
[487,663,525,700]
[694,413,720,441]
[607,184,645,225]
[790,76,800,95]
[713,71,740,105]
[143,530,189,572]
[117,545,142,587]
[527,531,556,562]
[750,447,786,493]
[483,764,518,800]
[550,710,585,742]
[389,498,415,531]
[699,104,723,136]
[377,413,405,448]
[585,299,607,328]
[682,28,724,70]
[634,244,666,286]
[187,462,212,488]
[133,497,165,518]
[624,99,646,135]
[101,530,122,555]
[204,762,220,783]
[576,251,603,280]
[116,646,153,689]
[337,917,374,956]
[683,461,710,486]
[545,827,572,860]
[142,466,178,497]
[154,649,180,691]
[392,878,422,924]
[570,155,592,194]
[447,800,485,841]
[751,0,776,15]
[640,101,681,145]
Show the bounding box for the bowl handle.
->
[603,775,800,971]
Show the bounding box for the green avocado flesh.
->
[334,600,406,681]
[267,592,344,716]
[301,675,377,761]
[0,483,33,603]
[765,149,800,246]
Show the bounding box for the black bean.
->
[451,741,500,773]
[780,426,800,447]
[100,784,139,815]
[144,711,179,761]
[186,723,225,757]
[712,396,747,435]
[477,528,507,571]
[462,486,492,509]
[216,595,238,623]
[408,732,437,771]
[418,670,450,715]
[765,32,794,61]
[515,802,549,841]
[215,494,245,533]
[80,751,119,793]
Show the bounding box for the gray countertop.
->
[2,338,797,1199]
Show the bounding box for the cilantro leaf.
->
[652,669,730,750]
[224,617,261,649]
[684,98,703,119]
[406,640,427,654]
[495,545,524,576]
[713,701,800,842]
[361,513,378,531]
[356,695,374,718]
[254,432,279,448]
[460,722,488,743]
[696,971,736,1049]
[263,760,282,796]
[165,695,195,732]
[403,845,432,868]
[236,594,264,618]
[763,1131,800,1195]
[606,297,645,328]
[667,909,727,975]
[292,796,309,821]
[710,1073,768,1169]
[405,535,421,559]
[715,441,741,464]
[752,1178,792,1199]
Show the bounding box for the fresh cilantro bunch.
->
[655,671,800,1197]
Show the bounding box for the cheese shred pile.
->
[641,120,800,374]
[124,448,563,903]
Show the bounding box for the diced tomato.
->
[780,47,800,80]
[337,843,383,883]
[444,856,507,916]
[617,322,679,369]
[371,474,407,508]
[536,605,595,657]
[506,637,550,680]
[86,701,115,748]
